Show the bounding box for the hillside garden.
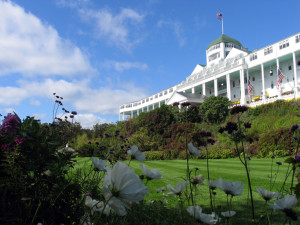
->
[0,95,299,224]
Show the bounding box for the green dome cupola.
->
[207,34,242,50]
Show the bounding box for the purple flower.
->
[296,114,300,117]
[290,124,299,133]
[295,155,300,162]
[276,162,282,166]
[0,113,21,134]
[244,121,251,128]
[271,155,275,159]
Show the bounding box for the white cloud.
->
[31,113,47,121]
[74,113,108,129]
[101,60,148,72]
[29,99,41,106]
[0,78,148,116]
[79,8,144,51]
[157,20,186,47]
[56,0,90,8]
[0,86,28,105]
[0,1,94,77]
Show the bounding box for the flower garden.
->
[0,95,299,225]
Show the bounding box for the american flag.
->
[277,68,285,89]
[217,12,222,20]
[248,79,254,98]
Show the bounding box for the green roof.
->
[207,34,242,49]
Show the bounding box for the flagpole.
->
[222,18,224,34]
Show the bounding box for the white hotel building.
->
[119,32,300,120]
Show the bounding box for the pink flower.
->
[14,137,24,145]
[1,144,10,151]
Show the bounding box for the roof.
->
[166,92,207,105]
[207,34,242,49]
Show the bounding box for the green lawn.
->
[73,157,299,224]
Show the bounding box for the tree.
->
[199,95,230,123]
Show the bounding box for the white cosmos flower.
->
[92,157,107,171]
[207,179,217,190]
[103,161,149,216]
[187,206,220,225]
[127,145,146,162]
[221,211,236,218]
[191,174,205,185]
[188,142,201,157]
[140,164,162,180]
[256,187,281,201]
[85,196,111,216]
[167,181,188,196]
[267,194,298,211]
[215,178,244,196]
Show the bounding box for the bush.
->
[199,95,230,123]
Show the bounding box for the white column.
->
[159,101,161,107]
[214,78,218,96]
[147,105,149,112]
[261,64,266,103]
[122,113,125,121]
[137,109,140,116]
[131,110,133,119]
[226,73,231,101]
[293,52,299,98]
[192,87,195,94]
[240,69,245,105]
[276,58,282,98]
[202,83,206,96]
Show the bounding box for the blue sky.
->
[0,0,299,128]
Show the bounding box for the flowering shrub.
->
[0,114,84,225]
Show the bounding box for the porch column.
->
[202,83,206,96]
[276,58,282,98]
[131,110,133,119]
[192,87,195,94]
[293,52,299,98]
[226,73,231,101]
[159,101,161,107]
[261,64,266,103]
[122,113,125,121]
[214,78,218,96]
[240,69,245,105]
[147,105,149,112]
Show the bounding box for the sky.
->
[0,0,299,128]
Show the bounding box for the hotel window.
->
[252,77,255,82]
[169,88,173,93]
[159,92,163,97]
[233,81,235,87]
[271,81,274,89]
[146,98,149,102]
[164,90,167,95]
[279,40,289,49]
[289,65,292,70]
[155,94,158,98]
[250,53,257,61]
[296,35,300,43]
[142,100,145,103]
[264,46,273,55]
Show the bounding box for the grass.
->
[72,157,299,224]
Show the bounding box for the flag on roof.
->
[217,12,222,20]
[248,79,254,98]
[277,68,285,89]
